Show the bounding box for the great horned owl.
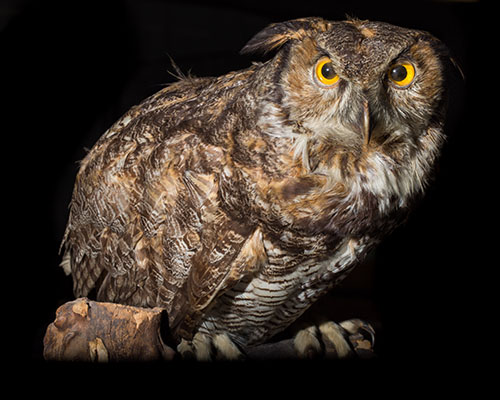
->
[60,17,451,359]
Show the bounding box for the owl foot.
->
[177,332,244,361]
[293,319,375,359]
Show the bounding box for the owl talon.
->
[294,322,353,359]
[177,339,196,360]
[213,333,245,361]
[339,318,376,350]
[319,321,353,358]
[177,332,244,361]
[294,326,323,359]
[294,319,375,359]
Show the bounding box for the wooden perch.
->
[43,298,176,362]
[43,298,375,362]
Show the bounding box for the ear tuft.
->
[240,17,331,55]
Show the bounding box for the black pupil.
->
[321,62,336,79]
[390,65,407,81]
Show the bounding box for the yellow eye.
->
[315,57,339,86]
[388,62,416,87]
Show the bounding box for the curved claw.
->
[340,318,376,354]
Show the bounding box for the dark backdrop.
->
[2,0,489,371]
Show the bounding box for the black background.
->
[2,0,491,379]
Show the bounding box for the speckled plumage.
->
[60,17,450,351]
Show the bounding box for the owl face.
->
[243,18,448,159]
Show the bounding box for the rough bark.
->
[43,298,176,362]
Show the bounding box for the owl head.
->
[241,17,451,207]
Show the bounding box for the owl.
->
[60,17,450,359]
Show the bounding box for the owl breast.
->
[197,234,371,347]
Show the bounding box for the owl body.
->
[61,18,448,348]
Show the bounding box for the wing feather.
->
[61,87,261,340]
